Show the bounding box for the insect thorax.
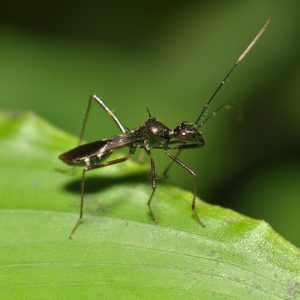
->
[143,118,171,147]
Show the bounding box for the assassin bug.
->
[59,19,270,239]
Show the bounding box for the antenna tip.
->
[264,17,272,28]
[237,17,271,63]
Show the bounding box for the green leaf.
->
[0,111,299,300]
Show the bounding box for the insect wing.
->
[59,140,111,166]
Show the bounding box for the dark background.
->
[1,0,299,246]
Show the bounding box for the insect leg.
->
[88,148,135,171]
[164,150,205,227]
[69,147,136,239]
[199,103,243,127]
[138,149,146,164]
[145,150,158,223]
[78,94,126,146]
[162,149,182,178]
[69,167,87,239]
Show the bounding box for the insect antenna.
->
[195,18,270,127]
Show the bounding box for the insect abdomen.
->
[59,140,112,167]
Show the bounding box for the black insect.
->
[59,19,270,239]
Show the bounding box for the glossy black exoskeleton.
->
[59,19,270,238]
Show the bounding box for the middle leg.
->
[145,150,158,223]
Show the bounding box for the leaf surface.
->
[0,112,299,300]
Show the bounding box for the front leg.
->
[164,150,205,227]
[162,144,202,178]
[162,149,181,178]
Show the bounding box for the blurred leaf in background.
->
[0,0,299,245]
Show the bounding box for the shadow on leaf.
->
[63,171,150,195]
